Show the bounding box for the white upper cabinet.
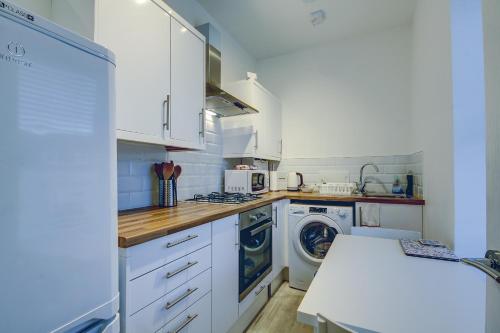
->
[52,0,206,150]
[221,80,282,161]
[170,18,205,145]
[95,0,171,140]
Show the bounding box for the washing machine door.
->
[294,215,343,264]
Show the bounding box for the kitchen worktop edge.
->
[117,192,425,248]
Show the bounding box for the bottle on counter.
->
[392,177,404,195]
[406,172,414,198]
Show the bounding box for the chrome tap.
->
[357,163,379,194]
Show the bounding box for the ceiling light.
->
[310,9,326,26]
[134,0,147,5]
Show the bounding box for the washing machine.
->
[288,203,353,290]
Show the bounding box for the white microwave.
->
[225,170,269,195]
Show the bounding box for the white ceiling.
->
[196,0,417,60]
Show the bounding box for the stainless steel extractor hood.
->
[197,23,259,117]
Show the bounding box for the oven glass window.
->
[251,173,265,192]
[239,218,272,297]
[300,222,338,259]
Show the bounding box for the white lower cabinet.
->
[157,292,212,333]
[119,209,289,333]
[212,215,239,333]
[128,245,212,314]
[355,203,423,233]
[119,224,213,333]
[238,275,271,317]
[272,200,287,281]
[128,269,211,333]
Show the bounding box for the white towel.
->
[360,204,380,227]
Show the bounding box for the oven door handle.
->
[250,221,273,236]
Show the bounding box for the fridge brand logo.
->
[7,42,25,57]
[0,2,35,21]
[0,42,32,67]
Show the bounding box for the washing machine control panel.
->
[309,207,327,214]
[289,204,352,220]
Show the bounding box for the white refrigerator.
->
[0,2,119,332]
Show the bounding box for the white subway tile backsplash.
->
[117,118,424,211]
[118,176,143,193]
[118,161,130,176]
[130,160,154,176]
[117,115,225,211]
[130,191,154,208]
[118,193,130,210]
[277,152,423,195]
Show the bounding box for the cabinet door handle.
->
[169,314,198,333]
[280,139,283,154]
[254,130,259,150]
[255,285,266,296]
[166,234,198,248]
[199,109,205,137]
[358,206,362,226]
[166,261,198,279]
[272,206,278,227]
[163,94,170,131]
[235,222,240,247]
[165,287,198,310]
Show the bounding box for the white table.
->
[298,235,500,333]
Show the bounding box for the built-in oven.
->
[239,204,273,301]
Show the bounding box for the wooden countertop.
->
[118,191,425,248]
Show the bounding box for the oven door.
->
[250,172,267,193]
[239,214,273,301]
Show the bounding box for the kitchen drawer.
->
[126,223,211,279]
[157,291,211,333]
[238,274,270,316]
[128,269,211,333]
[129,245,211,315]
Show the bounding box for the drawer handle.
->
[166,234,198,248]
[255,285,266,296]
[166,261,198,279]
[169,314,198,333]
[165,287,199,310]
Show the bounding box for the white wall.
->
[483,0,500,253]
[51,0,95,40]
[164,0,256,84]
[411,0,455,245]
[450,0,486,257]
[257,25,413,159]
[10,0,52,18]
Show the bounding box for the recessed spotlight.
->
[310,9,326,26]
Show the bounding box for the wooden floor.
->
[245,282,313,333]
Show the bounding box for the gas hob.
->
[187,192,261,204]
